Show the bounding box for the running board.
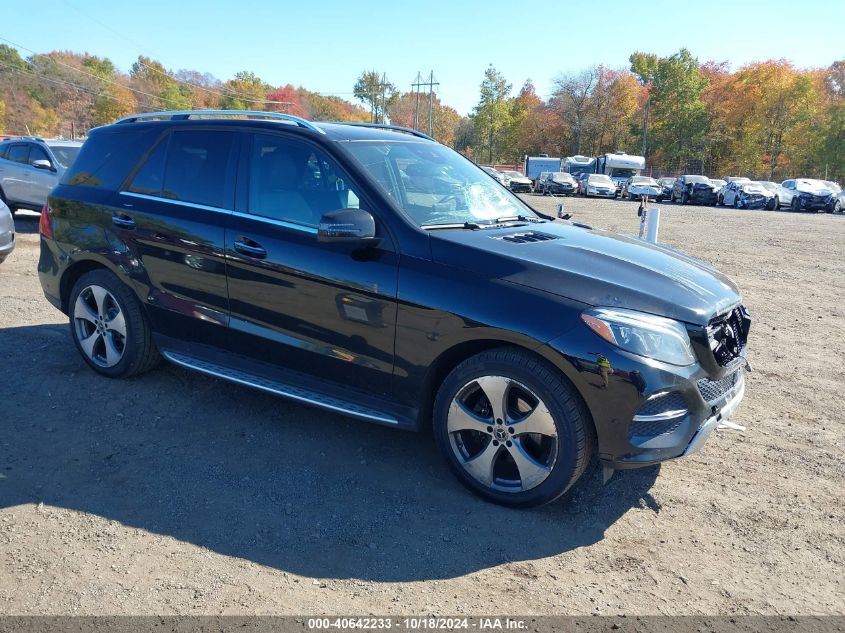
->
[161,350,400,426]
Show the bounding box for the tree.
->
[220,71,267,110]
[629,52,658,156]
[265,84,306,117]
[550,68,596,155]
[353,70,396,123]
[472,65,512,163]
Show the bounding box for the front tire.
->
[433,348,593,508]
[681,192,689,205]
[791,197,801,212]
[69,269,160,378]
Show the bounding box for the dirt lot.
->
[0,198,843,616]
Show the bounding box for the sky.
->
[2,0,844,116]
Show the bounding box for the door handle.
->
[234,237,267,259]
[112,213,136,229]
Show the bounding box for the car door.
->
[24,144,59,207]
[0,143,31,203]
[224,131,399,396]
[114,127,236,346]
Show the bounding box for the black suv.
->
[670,175,720,206]
[38,110,750,508]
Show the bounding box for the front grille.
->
[697,370,740,403]
[495,232,559,244]
[708,305,750,366]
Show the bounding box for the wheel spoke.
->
[447,400,492,434]
[78,331,101,360]
[106,309,126,337]
[475,376,510,423]
[462,439,501,487]
[510,402,557,438]
[90,286,109,317]
[103,332,122,366]
[508,438,552,491]
[73,298,98,324]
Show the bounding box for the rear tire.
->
[69,269,161,378]
[433,347,594,508]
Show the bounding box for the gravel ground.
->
[0,198,842,616]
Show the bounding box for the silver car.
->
[0,200,14,263]
[0,137,82,214]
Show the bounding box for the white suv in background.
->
[0,137,83,214]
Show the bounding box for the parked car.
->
[581,173,617,198]
[774,179,835,212]
[671,175,719,205]
[0,199,14,263]
[538,171,577,196]
[480,166,507,186]
[502,170,532,193]
[754,181,780,210]
[716,178,749,205]
[720,181,776,209]
[533,171,553,193]
[655,177,674,200]
[0,137,83,213]
[822,181,841,212]
[38,110,750,508]
[621,175,662,201]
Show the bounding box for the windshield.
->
[631,176,656,185]
[659,178,675,185]
[503,171,524,179]
[710,180,726,187]
[685,175,709,184]
[48,144,81,169]
[344,141,539,227]
[551,172,574,183]
[587,174,613,184]
[608,168,637,178]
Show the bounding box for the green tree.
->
[472,65,512,163]
[220,71,267,110]
[353,70,396,123]
[629,52,658,156]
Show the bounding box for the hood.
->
[630,183,660,192]
[741,184,769,195]
[796,181,832,195]
[509,176,531,183]
[430,221,741,326]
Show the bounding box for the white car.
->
[0,137,83,214]
[480,166,507,186]
[621,175,662,200]
[774,178,836,212]
[721,181,776,209]
[582,174,617,198]
[0,200,15,263]
[501,170,532,193]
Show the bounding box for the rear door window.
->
[162,130,236,209]
[63,126,163,189]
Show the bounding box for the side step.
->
[161,350,401,427]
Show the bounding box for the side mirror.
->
[317,208,380,245]
[32,159,54,171]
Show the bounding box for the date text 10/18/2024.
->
[306,618,528,630]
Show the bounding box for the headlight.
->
[581,308,696,366]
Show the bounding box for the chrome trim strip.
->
[161,351,399,425]
[114,109,327,134]
[118,191,319,235]
[632,408,689,423]
[119,191,231,215]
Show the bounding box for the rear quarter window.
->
[61,126,163,190]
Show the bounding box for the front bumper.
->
[544,323,748,470]
[0,233,14,263]
[509,182,532,192]
[587,188,616,197]
[547,184,575,194]
[738,195,772,209]
[688,189,718,204]
[795,195,833,211]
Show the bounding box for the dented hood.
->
[430,221,741,326]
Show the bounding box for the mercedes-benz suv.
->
[38,110,750,508]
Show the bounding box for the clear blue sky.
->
[2,0,844,115]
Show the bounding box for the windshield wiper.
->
[421,222,483,230]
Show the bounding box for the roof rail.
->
[113,110,326,134]
[332,122,434,141]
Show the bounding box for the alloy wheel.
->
[73,284,127,368]
[447,376,559,493]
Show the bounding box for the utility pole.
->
[412,72,424,130]
[427,70,439,137]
